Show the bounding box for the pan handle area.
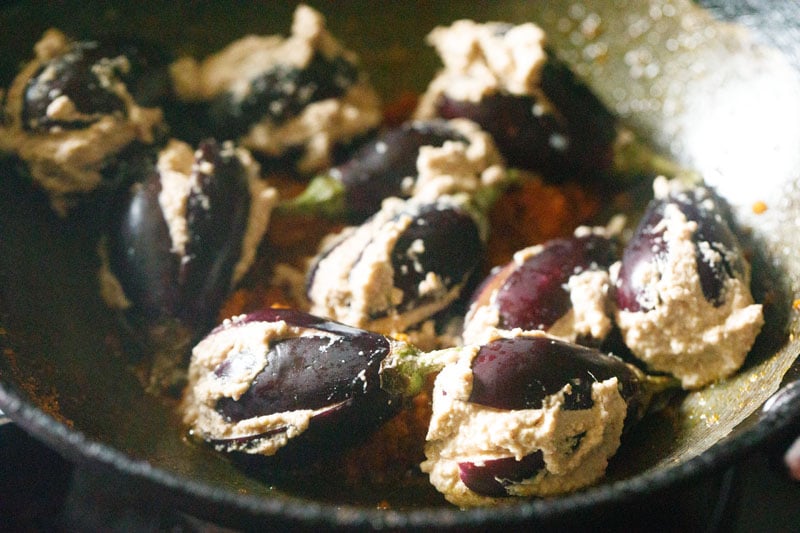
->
[764,377,800,414]
[762,378,800,428]
[762,379,800,480]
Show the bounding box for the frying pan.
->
[1,0,800,530]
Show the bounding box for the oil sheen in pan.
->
[0,0,798,528]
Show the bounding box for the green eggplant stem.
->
[274,173,347,219]
[379,342,467,399]
[612,128,701,184]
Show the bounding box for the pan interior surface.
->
[1,0,799,527]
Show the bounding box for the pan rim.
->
[1,371,799,529]
[1,0,800,527]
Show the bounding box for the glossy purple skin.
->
[458,452,546,497]
[22,41,125,131]
[179,140,251,328]
[108,139,251,332]
[615,186,746,313]
[454,336,642,498]
[484,234,617,333]
[435,54,617,182]
[214,312,391,419]
[21,37,171,132]
[207,52,359,140]
[306,200,484,323]
[334,119,467,220]
[208,309,398,458]
[109,163,178,318]
[468,337,640,414]
[390,204,483,316]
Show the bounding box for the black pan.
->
[1,1,799,530]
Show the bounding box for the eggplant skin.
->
[458,452,545,497]
[107,139,255,334]
[391,202,484,315]
[335,119,467,220]
[468,336,642,421]
[178,139,251,331]
[434,55,617,183]
[615,184,747,312]
[207,52,360,140]
[189,308,402,464]
[306,195,485,334]
[108,163,180,320]
[214,333,391,419]
[465,231,617,345]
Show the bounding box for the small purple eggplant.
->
[206,53,361,142]
[463,229,618,346]
[421,333,676,506]
[415,20,617,184]
[306,194,486,336]
[1,29,166,214]
[613,177,764,389]
[616,179,746,312]
[105,138,277,335]
[169,5,382,175]
[21,40,127,132]
[182,307,446,461]
[183,310,675,482]
[20,35,171,132]
[279,118,506,222]
[433,73,616,184]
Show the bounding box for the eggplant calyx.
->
[471,167,519,214]
[379,342,466,399]
[611,129,700,185]
[634,372,683,420]
[275,173,346,219]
